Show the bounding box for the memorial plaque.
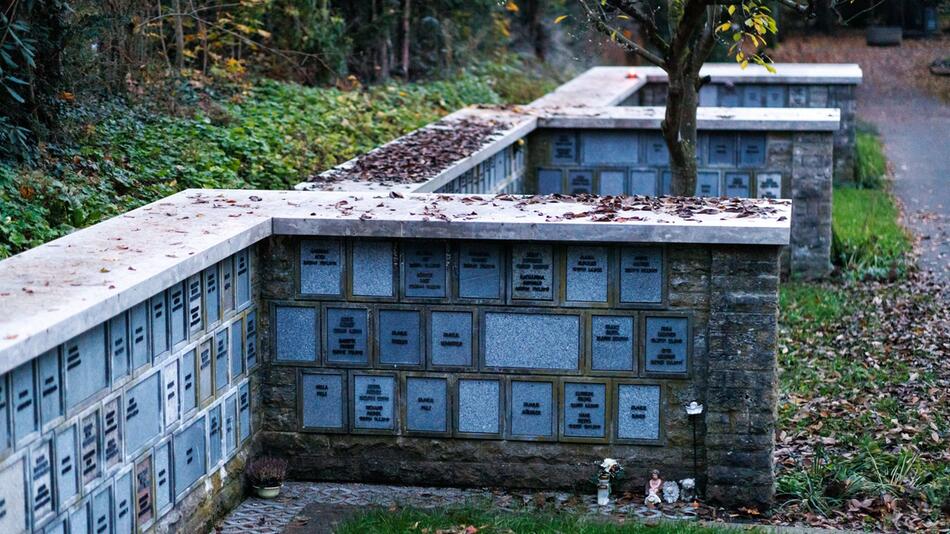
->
[598,170,625,195]
[208,405,222,466]
[69,500,89,534]
[352,375,395,431]
[188,274,202,335]
[756,172,782,199]
[301,373,345,429]
[644,133,670,166]
[103,397,122,470]
[659,171,672,196]
[765,85,787,107]
[236,249,250,308]
[509,381,554,438]
[808,85,828,107]
[484,312,579,370]
[565,246,608,303]
[562,382,606,439]
[230,320,244,379]
[214,328,229,393]
[718,85,739,107]
[403,242,447,298]
[221,256,235,314]
[0,376,7,453]
[245,311,258,369]
[91,484,112,534]
[629,170,658,196]
[80,409,100,486]
[644,316,689,374]
[180,348,197,416]
[551,132,577,164]
[300,239,343,296]
[173,416,206,499]
[378,310,422,366]
[64,324,108,410]
[129,302,150,371]
[225,394,237,457]
[163,360,179,427]
[581,131,638,165]
[38,348,62,427]
[109,313,129,382]
[456,379,500,435]
[510,245,554,301]
[429,311,473,367]
[198,340,213,405]
[788,86,808,107]
[351,241,394,298]
[591,316,635,371]
[616,384,661,441]
[537,168,562,194]
[619,247,663,304]
[153,440,171,513]
[707,133,736,166]
[742,85,766,106]
[46,517,67,534]
[114,470,133,534]
[567,170,594,194]
[134,456,153,526]
[169,283,187,346]
[12,361,37,445]
[149,294,169,359]
[405,377,448,433]
[238,383,251,442]
[274,305,318,362]
[55,424,78,507]
[698,84,717,106]
[125,372,161,455]
[203,265,220,326]
[458,243,503,300]
[31,440,54,525]
[738,134,766,167]
[325,307,369,365]
[722,172,750,197]
[0,459,27,533]
[695,171,720,197]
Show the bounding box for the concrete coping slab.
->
[538,106,841,132]
[0,189,790,371]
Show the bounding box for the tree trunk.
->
[662,71,699,196]
[172,0,185,70]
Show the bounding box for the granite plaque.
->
[239,383,251,442]
[378,310,422,366]
[129,302,150,371]
[236,249,250,308]
[208,405,221,466]
[537,168,562,194]
[591,316,635,371]
[64,324,108,410]
[325,307,368,364]
[214,328,229,393]
[274,305,318,362]
[230,320,244,378]
[644,316,689,374]
[567,170,594,194]
[180,348,197,415]
[153,440,171,513]
[174,416,206,499]
[221,256,234,313]
[429,311,473,367]
[134,456,153,526]
[738,134,766,167]
[31,440,54,524]
[718,85,739,107]
[0,459,26,532]
[188,273,202,335]
[168,283,186,346]
[301,373,345,429]
[458,243,503,300]
[616,384,660,440]
[55,424,78,506]
[149,294,168,359]
[563,382,606,438]
[808,85,828,107]
[598,170,625,195]
[125,372,161,455]
[46,516,66,534]
[551,132,577,164]
[644,133,670,166]
[198,340,213,405]
[12,361,36,445]
[742,85,766,106]
[756,172,782,199]
[660,171,672,196]
[707,133,736,166]
[103,397,122,469]
[765,85,787,107]
[0,375,7,452]
[300,239,343,296]
[725,172,751,198]
[351,241,394,297]
[91,484,112,534]
[109,313,129,382]
[509,381,554,438]
[69,500,89,534]
[484,312,579,370]
[581,131,638,165]
[457,379,500,434]
[114,470,133,534]
[405,377,448,433]
[163,360,179,427]
[245,310,258,369]
[619,247,663,303]
[788,86,808,107]
[695,170,720,197]
[565,246,608,302]
[510,245,554,300]
[224,394,237,456]
[629,170,658,196]
[352,375,395,431]
[698,84,717,106]
[38,349,61,428]
[80,409,100,486]
[403,242,446,298]
[203,265,220,326]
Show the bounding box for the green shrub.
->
[854,124,887,189]
[832,188,911,279]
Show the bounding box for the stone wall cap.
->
[539,106,841,131]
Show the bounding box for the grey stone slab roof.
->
[0,189,791,371]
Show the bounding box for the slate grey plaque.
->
[510,245,554,300]
[274,305,318,362]
[12,361,36,446]
[174,416,206,500]
[567,170,594,194]
[808,85,828,107]
[788,86,808,106]
[198,340,213,405]
[591,316,635,371]
[64,324,108,410]
[130,302,150,371]
[563,382,606,438]
[168,283,187,346]
[707,133,736,166]
[659,171,672,195]
[114,470,133,534]
[134,456,153,526]
[756,172,782,199]
[179,348,196,416]
[80,409,100,486]
[225,394,237,457]
[378,310,422,366]
[38,348,62,427]
[629,170,658,196]
[230,320,244,378]
[351,241,394,297]
[695,170,720,197]
[405,377,448,433]
[725,172,751,198]
[0,376,7,453]
[31,439,54,525]
[352,375,395,431]
[300,239,343,296]
[0,459,26,533]
[718,85,740,107]
[616,384,660,440]
[103,397,122,469]
[149,294,168,359]
[509,381,554,438]
[458,243,503,300]
[214,328,229,393]
[551,132,576,164]
[742,85,766,106]
[125,372,161,455]
[484,312,579,370]
[236,249,251,308]
[565,246,608,302]
[301,373,345,429]
[403,243,446,298]
[55,424,78,507]
[245,310,258,369]
[644,316,689,374]
[69,500,89,534]
[581,131,638,165]
[598,170,625,195]
[153,440,171,513]
[163,360,179,427]
[325,307,368,364]
[208,405,222,467]
[91,478,112,534]
[110,313,129,382]
[698,84,717,106]
[429,311,473,367]
[188,273,202,335]
[765,85,787,107]
[456,379,499,434]
[738,134,766,167]
[537,169,562,194]
[47,516,66,534]
[239,383,251,442]
[619,247,663,303]
[221,256,235,314]
[644,133,670,166]
[203,265,220,326]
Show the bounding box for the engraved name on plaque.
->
[562,382,606,439]
[458,243,503,300]
[300,239,343,296]
[644,316,689,374]
[352,375,395,431]
[616,384,661,441]
[511,245,554,301]
[403,243,446,298]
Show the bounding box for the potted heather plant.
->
[246,456,288,499]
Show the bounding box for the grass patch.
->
[854,124,887,189]
[335,503,745,534]
[832,187,911,279]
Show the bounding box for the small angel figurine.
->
[644,469,663,508]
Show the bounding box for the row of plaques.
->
[274,304,690,376]
[435,141,526,195]
[300,240,666,306]
[537,168,783,199]
[300,371,662,443]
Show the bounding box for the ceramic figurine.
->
[645,469,663,508]
[662,480,680,503]
[679,478,696,502]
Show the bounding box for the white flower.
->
[600,458,619,470]
[685,401,704,415]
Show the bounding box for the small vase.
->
[597,477,611,506]
[255,485,281,499]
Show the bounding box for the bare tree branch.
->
[604,0,669,54]
[578,0,666,68]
